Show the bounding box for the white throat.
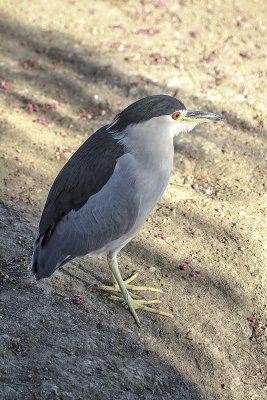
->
[174,121,197,136]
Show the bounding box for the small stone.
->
[91,27,98,35]
[167,76,179,88]
[129,87,140,96]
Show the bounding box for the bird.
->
[32,94,224,326]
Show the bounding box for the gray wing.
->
[33,154,141,278]
[39,125,124,242]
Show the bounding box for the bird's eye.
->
[172,111,180,120]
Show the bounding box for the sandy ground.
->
[0,0,267,399]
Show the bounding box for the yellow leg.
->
[101,271,163,293]
[104,254,173,326]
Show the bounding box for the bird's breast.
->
[115,124,174,224]
[130,150,173,229]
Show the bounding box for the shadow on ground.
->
[1,12,266,400]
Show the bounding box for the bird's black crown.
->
[110,95,186,132]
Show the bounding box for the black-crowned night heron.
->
[32,95,224,325]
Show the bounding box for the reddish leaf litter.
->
[79,106,107,121]
[33,117,54,126]
[73,295,81,305]
[111,23,126,30]
[203,51,217,64]
[239,51,252,59]
[25,99,64,114]
[147,52,180,67]
[190,270,202,278]
[247,312,267,343]
[179,259,203,278]
[134,28,160,36]
[55,147,74,160]
[27,101,40,113]
[1,81,11,92]
[189,31,198,38]
[11,195,20,204]
[11,187,34,206]
[154,232,167,240]
[183,174,216,196]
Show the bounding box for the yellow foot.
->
[100,272,163,294]
[109,294,174,326]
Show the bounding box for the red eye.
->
[172,111,180,120]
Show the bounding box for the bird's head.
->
[108,95,224,137]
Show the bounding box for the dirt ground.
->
[0,0,266,399]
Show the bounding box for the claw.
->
[108,295,173,323]
[105,255,173,325]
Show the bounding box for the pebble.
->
[167,76,179,88]
[129,87,140,96]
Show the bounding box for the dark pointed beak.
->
[184,110,225,123]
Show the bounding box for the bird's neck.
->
[114,123,174,173]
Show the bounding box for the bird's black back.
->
[39,126,124,243]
